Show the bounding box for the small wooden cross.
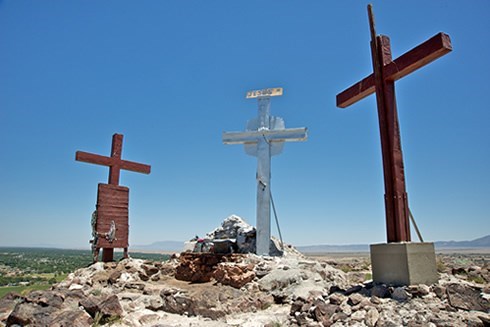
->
[336,5,452,243]
[76,133,151,262]
[76,133,151,185]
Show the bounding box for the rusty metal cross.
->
[76,133,151,184]
[336,5,452,243]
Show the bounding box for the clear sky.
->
[1,1,489,249]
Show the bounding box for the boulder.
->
[446,283,490,311]
[98,294,123,318]
[50,309,94,327]
[207,215,251,240]
[79,296,100,318]
[236,225,256,253]
[25,290,64,308]
[6,302,55,326]
[0,294,19,323]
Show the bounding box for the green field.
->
[0,247,169,299]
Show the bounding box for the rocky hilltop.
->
[0,216,489,326]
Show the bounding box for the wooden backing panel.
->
[97,239,128,248]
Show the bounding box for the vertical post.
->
[368,5,411,242]
[109,134,123,185]
[102,248,114,262]
[256,97,272,255]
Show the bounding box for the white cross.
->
[223,88,307,255]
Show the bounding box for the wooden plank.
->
[120,160,151,174]
[337,32,452,108]
[77,151,151,175]
[76,151,113,166]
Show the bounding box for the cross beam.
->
[336,5,452,243]
[337,32,452,108]
[76,134,151,185]
[223,128,307,145]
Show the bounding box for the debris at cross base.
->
[182,215,284,256]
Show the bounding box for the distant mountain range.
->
[133,235,490,253]
[298,235,490,253]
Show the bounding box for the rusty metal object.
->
[336,5,452,243]
[76,133,151,262]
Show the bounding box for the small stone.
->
[432,285,446,299]
[408,284,430,297]
[79,296,99,318]
[391,287,410,302]
[371,285,390,298]
[142,264,160,276]
[339,303,352,315]
[370,295,382,305]
[328,292,347,305]
[347,293,364,306]
[98,295,123,318]
[351,309,366,321]
[365,307,380,327]
[138,271,150,281]
[312,300,337,322]
[331,312,349,322]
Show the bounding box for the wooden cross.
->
[336,5,452,243]
[76,133,151,185]
[76,133,151,262]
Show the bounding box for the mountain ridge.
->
[133,235,490,253]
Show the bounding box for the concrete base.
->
[370,242,438,286]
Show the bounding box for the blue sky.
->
[0,1,488,248]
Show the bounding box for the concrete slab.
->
[370,242,438,286]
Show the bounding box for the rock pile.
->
[202,214,283,255]
[1,215,489,326]
[287,260,490,327]
[1,250,489,326]
[174,252,255,287]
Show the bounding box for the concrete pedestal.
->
[370,242,438,286]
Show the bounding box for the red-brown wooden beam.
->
[337,32,452,108]
[76,134,151,186]
[336,5,452,243]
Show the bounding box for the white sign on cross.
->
[223,87,308,255]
